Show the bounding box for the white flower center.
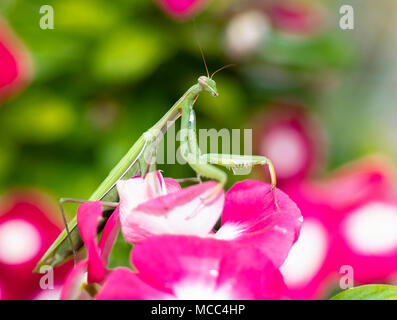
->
[262,127,306,178]
[173,280,231,300]
[281,219,328,287]
[0,219,41,264]
[343,202,397,255]
[225,10,270,58]
[214,223,246,240]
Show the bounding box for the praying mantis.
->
[35,61,278,272]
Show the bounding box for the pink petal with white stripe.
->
[117,172,224,243]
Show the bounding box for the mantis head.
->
[198,76,218,97]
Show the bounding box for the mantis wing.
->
[35,135,147,271]
[35,94,183,271]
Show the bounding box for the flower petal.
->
[131,235,286,299]
[0,20,32,102]
[164,177,182,193]
[267,2,327,35]
[155,0,209,20]
[309,156,393,211]
[96,267,171,300]
[60,261,91,300]
[98,206,120,267]
[116,178,151,219]
[336,200,397,282]
[253,107,325,184]
[77,201,106,284]
[0,191,71,300]
[119,181,224,243]
[278,156,397,299]
[217,180,302,267]
[218,247,287,299]
[132,235,230,293]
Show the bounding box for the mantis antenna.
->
[193,23,210,78]
[193,21,236,79]
[211,64,236,79]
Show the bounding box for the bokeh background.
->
[1,0,397,299]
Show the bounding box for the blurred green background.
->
[1,0,397,212]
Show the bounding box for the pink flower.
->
[265,1,328,35]
[155,0,209,20]
[117,171,224,243]
[96,235,287,300]
[0,191,71,300]
[253,106,326,186]
[0,19,32,102]
[280,156,397,299]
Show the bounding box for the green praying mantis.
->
[35,57,278,272]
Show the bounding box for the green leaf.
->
[331,285,397,300]
[54,0,118,34]
[2,90,76,144]
[262,32,356,71]
[92,25,174,84]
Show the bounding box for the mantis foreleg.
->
[203,154,277,189]
[203,153,278,206]
[180,108,227,195]
[181,107,278,206]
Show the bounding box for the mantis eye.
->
[198,77,208,87]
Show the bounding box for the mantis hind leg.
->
[59,198,119,265]
[201,154,279,208]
